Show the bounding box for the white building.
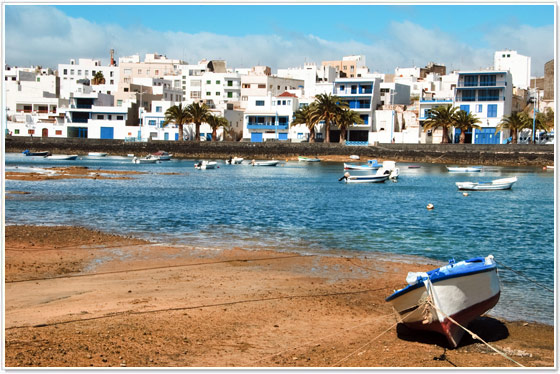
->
[243,92,298,142]
[494,50,531,90]
[333,77,382,144]
[58,58,119,99]
[379,83,411,106]
[277,63,337,98]
[453,70,513,144]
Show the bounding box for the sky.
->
[3,3,556,76]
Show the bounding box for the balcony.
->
[456,95,505,102]
[457,80,507,88]
[247,123,289,130]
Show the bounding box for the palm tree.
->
[453,110,482,144]
[495,112,532,144]
[422,105,458,144]
[185,102,210,142]
[535,108,555,132]
[311,93,346,143]
[206,114,229,141]
[162,104,189,141]
[91,71,105,85]
[335,108,364,143]
[291,103,318,142]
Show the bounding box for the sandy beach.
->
[3,225,554,368]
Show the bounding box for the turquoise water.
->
[4,153,556,325]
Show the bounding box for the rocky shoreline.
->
[5,137,555,166]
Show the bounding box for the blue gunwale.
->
[385,257,497,302]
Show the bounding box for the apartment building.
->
[240,69,304,109]
[454,70,513,144]
[322,55,368,78]
[243,92,298,142]
[494,50,531,89]
[277,63,337,98]
[58,58,119,99]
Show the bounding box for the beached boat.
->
[45,154,78,160]
[340,173,389,183]
[132,156,158,164]
[349,155,360,160]
[226,157,244,165]
[545,165,554,170]
[298,156,321,162]
[194,161,218,170]
[446,166,482,173]
[455,177,517,191]
[152,151,172,161]
[386,255,500,348]
[22,150,50,157]
[251,160,279,167]
[88,152,107,157]
[344,159,381,171]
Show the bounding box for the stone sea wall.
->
[5,136,555,166]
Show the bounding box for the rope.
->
[495,259,554,293]
[425,300,524,367]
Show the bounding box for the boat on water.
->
[251,160,279,167]
[22,150,51,157]
[88,152,107,157]
[132,155,159,164]
[386,255,500,348]
[446,166,482,173]
[340,173,389,183]
[45,154,78,160]
[344,159,381,171]
[378,161,400,180]
[298,156,321,162]
[226,157,244,165]
[195,161,218,170]
[456,177,517,191]
[152,151,172,161]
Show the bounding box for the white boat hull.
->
[46,155,78,160]
[344,174,388,183]
[456,177,517,191]
[88,152,107,157]
[195,161,217,169]
[446,166,482,172]
[298,157,321,162]
[133,156,158,164]
[252,161,279,166]
[344,163,380,171]
[386,256,500,347]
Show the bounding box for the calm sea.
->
[4,153,556,325]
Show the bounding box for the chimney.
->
[110,49,115,66]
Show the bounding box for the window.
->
[343,65,347,70]
[156,106,162,112]
[85,70,89,76]
[63,69,68,75]
[216,80,220,84]
[242,84,250,88]
[15,129,20,135]
[149,120,156,126]
[227,80,233,87]
[216,92,220,96]
[277,100,281,105]
[258,84,266,89]
[206,80,211,84]
[110,71,114,77]
[124,69,131,75]
[138,69,142,74]
[339,85,345,91]
[117,115,124,120]
[460,105,470,114]
[36,77,40,82]
[477,104,483,113]
[487,104,497,118]
[464,75,477,87]
[480,75,496,87]
[206,92,211,96]
[124,87,129,92]
[155,70,159,75]
[117,100,123,106]
[350,66,355,72]
[227,92,233,98]
[256,100,265,106]
[282,100,286,105]
[110,80,114,84]
[55,130,62,135]
[96,115,104,120]
[108,115,112,120]
[78,70,82,75]
[70,69,74,75]
[28,129,35,135]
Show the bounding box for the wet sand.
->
[3,225,554,368]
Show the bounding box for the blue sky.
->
[4,4,556,75]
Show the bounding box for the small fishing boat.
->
[22,150,50,157]
[226,157,244,165]
[88,152,107,157]
[132,156,159,164]
[446,166,482,173]
[194,161,218,170]
[45,154,78,160]
[152,151,172,161]
[408,165,421,169]
[455,177,517,191]
[344,159,381,170]
[298,156,321,162]
[251,160,279,167]
[545,165,554,170]
[386,255,501,348]
[349,155,360,160]
[340,173,389,183]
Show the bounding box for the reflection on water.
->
[4,153,555,325]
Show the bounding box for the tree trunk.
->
[212,129,217,141]
[325,120,330,143]
[309,128,316,143]
[195,123,201,142]
[441,127,450,144]
[178,124,184,141]
[511,129,518,144]
[459,129,466,144]
[339,128,346,143]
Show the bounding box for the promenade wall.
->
[5,137,555,166]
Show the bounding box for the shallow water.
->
[4,153,556,325]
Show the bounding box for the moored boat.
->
[152,151,172,161]
[344,159,381,170]
[226,156,244,165]
[88,152,108,157]
[298,156,321,162]
[22,150,51,157]
[251,160,279,167]
[340,173,389,183]
[386,255,500,348]
[132,155,159,164]
[456,177,517,191]
[194,160,218,169]
[45,154,78,160]
[446,166,482,173]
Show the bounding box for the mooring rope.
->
[495,259,554,293]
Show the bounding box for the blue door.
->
[251,132,263,142]
[175,133,179,141]
[100,127,114,139]
[164,133,169,141]
[278,132,288,141]
[138,131,142,140]
[475,128,500,144]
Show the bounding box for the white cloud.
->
[4,6,553,76]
